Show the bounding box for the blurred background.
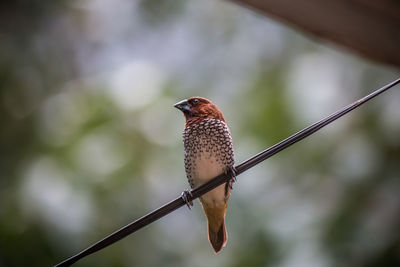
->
[0,0,399,267]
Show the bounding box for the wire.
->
[54,77,400,267]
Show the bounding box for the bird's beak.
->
[174,99,190,112]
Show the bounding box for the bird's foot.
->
[225,166,237,192]
[181,190,194,210]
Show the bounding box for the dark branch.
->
[54,77,400,267]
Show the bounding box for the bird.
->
[174,96,235,253]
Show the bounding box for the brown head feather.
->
[182,97,225,126]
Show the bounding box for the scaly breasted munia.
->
[174,97,235,253]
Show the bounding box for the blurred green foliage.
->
[0,1,399,267]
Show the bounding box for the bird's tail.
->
[207,218,227,253]
[203,203,227,253]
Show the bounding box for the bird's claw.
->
[225,166,237,191]
[181,190,194,210]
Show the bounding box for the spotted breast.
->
[183,118,234,190]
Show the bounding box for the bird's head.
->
[174,97,225,124]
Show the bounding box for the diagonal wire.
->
[54,77,400,267]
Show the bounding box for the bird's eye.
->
[192,99,199,104]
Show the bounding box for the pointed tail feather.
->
[208,219,227,253]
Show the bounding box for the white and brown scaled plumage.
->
[175,97,234,253]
